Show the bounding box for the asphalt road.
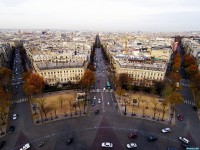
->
[1,46,200,150]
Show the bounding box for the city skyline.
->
[0,0,200,32]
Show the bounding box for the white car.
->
[179,137,189,144]
[94,96,96,100]
[19,143,30,150]
[127,143,137,149]
[161,128,171,133]
[12,114,18,120]
[101,142,113,148]
[98,99,101,104]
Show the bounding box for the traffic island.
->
[115,92,174,125]
[31,90,88,125]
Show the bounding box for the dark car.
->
[128,133,137,139]
[66,138,73,145]
[193,106,198,111]
[94,110,99,115]
[0,141,6,149]
[147,135,158,142]
[91,101,95,106]
[8,126,15,134]
[177,114,183,121]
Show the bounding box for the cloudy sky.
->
[0,0,200,32]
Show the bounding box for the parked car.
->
[94,110,99,115]
[128,133,137,139]
[179,137,189,144]
[66,138,73,145]
[98,99,101,104]
[101,142,113,148]
[8,126,15,134]
[147,135,158,142]
[91,101,95,106]
[161,128,171,133]
[0,141,6,149]
[12,114,18,120]
[127,143,137,149]
[177,114,183,121]
[19,143,30,150]
[193,106,198,111]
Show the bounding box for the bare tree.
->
[152,98,158,119]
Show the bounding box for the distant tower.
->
[123,38,128,54]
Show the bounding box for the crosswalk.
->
[90,89,114,93]
[12,98,28,104]
[183,100,195,106]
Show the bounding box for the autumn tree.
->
[193,73,200,90]
[186,64,198,79]
[166,91,183,124]
[184,55,195,67]
[23,73,45,99]
[79,70,95,113]
[118,73,130,89]
[0,87,11,124]
[0,67,12,90]
[116,87,126,103]
[172,62,181,73]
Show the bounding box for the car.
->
[66,138,73,145]
[177,114,183,121]
[101,142,113,148]
[127,143,137,149]
[12,114,18,120]
[193,106,198,111]
[179,137,189,144]
[94,110,99,115]
[8,126,15,134]
[94,96,96,100]
[128,133,137,139]
[19,143,30,150]
[147,135,158,142]
[0,141,6,149]
[91,101,95,106]
[161,128,171,133]
[98,99,101,104]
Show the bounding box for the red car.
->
[177,114,183,121]
[128,133,137,139]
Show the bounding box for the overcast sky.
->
[0,0,200,32]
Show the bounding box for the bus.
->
[106,81,111,89]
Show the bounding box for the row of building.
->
[181,38,200,71]
[100,33,174,86]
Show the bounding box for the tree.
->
[33,97,47,118]
[0,67,12,90]
[194,73,200,90]
[184,55,195,67]
[23,73,45,99]
[186,64,198,79]
[118,73,130,89]
[172,62,181,72]
[116,87,126,103]
[58,96,65,108]
[163,84,173,98]
[153,81,165,95]
[152,98,158,119]
[66,95,74,113]
[161,101,167,121]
